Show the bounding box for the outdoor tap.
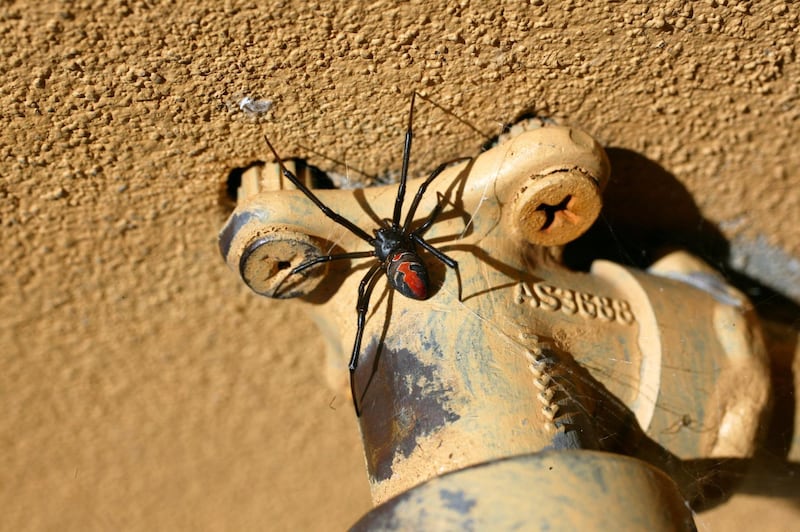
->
[219,124,769,529]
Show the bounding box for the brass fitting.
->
[219,124,769,527]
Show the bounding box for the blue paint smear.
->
[439,488,477,515]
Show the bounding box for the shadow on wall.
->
[565,148,798,315]
[564,147,729,271]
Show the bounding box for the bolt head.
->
[239,227,326,298]
[511,169,602,246]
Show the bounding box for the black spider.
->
[264,93,470,416]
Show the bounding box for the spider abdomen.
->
[386,251,429,300]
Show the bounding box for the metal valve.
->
[219,123,769,529]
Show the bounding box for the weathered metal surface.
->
[351,451,697,531]
[219,124,770,509]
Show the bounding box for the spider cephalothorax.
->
[373,227,429,300]
[264,92,469,416]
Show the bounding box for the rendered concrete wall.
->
[2,1,798,530]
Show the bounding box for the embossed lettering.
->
[535,283,560,311]
[515,281,636,325]
[559,288,578,315]
[578,292,597,319]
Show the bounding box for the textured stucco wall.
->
[1,1,798,530]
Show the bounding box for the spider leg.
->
[272,251,375,296]
[413,91,492,140]
[350,262,384,417]
[410,233,463,303]
[263,135,374,244]
[391,92,417,229]
[401,156,472,234]
[290,250,376,276]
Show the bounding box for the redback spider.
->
[263,92,471,416]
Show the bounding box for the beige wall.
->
[2,1,798,529]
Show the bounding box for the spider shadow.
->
[349,156,478,233]
[354,283,396,411]
[424,241,545,302]
[416,160,550,301]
